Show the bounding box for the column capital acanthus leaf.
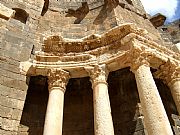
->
[154,59,180,86]
[85,64,109,88]
[48,68,70,92]
[128,44,150,72]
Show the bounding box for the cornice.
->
[42,23,147,54]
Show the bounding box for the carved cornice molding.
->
[47,68,70,92]
[121,33,180,62]
[85,64,108,88]
[154,60,180,86]
[20,23,180,79]
[42,23,147,54]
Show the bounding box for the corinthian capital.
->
[85,64,109,88]
[155,60,180,86]
[128,45,150,72]
[48,68,70,92]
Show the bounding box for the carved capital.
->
[47,68,70,92]
[128,45,150,72]
[85,64,109,88]
[155,60,180,86]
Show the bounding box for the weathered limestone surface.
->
[43,69,69,135]
[176,43,180,52]
[134,64,173,135]
[154,61,180,115]
[0,3,15,20]
[0,9,32,135]
[171,114,180,134]
[86,65,114,135]
[169,81,180,114]
[0,0,180,135]
[158,19,180,51]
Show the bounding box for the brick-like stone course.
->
[0,105,22,120]
[0,129,17,135]
[0,116,19,131]
[0,8,32,132]
[0,84,26,100]
[0,76,27,91]
[0,94,24,110]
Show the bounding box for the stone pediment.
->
[20,23,180,78]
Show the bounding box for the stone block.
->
[0,117,20,131]
[4,32,23,45]
[133,129,145,135]
[0,76,28,91]
[0,62,20,74]
[0,84,26,100]
[172,126,180,135]
[0,129,18,135]
[127,118,144,133]
[0,95,25,110]
[0,68,26,81]
[0,105,22,120]
[0,3,15,20]
[18,124,29,132]
[134,118,144,131]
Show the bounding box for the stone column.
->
[43,69,69,135]
[169,78,180,114]
[157,62,180,114]
[131,62,173,135]
[86,64,114,135]
[175,43,180,53]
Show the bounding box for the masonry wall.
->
[0,1,43,134]
[0,0,179,134]
[158,19,180,51]
[0,18,36,135]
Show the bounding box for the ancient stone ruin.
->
[0,0,180,135]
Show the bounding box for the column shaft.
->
[156,62,180,115]
[93,83,114,135]
[134,65,173,135]
[43,87,64,135]
[43,69,69,135]
[169,80,180,114]
[87,64,114,135]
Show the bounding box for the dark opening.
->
[155,79,178,124]
[125,0,133,5]
[65,2,89,24]
[108,68,144,135]
[18,76,48,135]
[162,27,168,31]
[41,0,49,16]
[63,77,94,135]
[12,8,29,24]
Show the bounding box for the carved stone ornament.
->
[156,60,180,86]
[85,64,109,88]
[47,68,70,92]
[128,44,150,72]
[20,24,180,79]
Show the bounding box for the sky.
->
[140,0,180,23]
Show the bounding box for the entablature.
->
[20,23,180,79]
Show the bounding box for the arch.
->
[12,8,29,24]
